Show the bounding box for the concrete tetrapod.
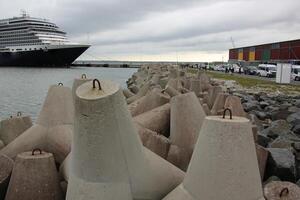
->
[71,74,92,100]
[168,92,206,170]
[163,85,181,97]
[224,95,247,117]
[5,149,63,200]
[0,113,32,145]
[189,79,202,97]
[133,103,170,137]
[210,93,229,115]
[0,154,14,200]
[263,181,300,200]
[0,85,73,164]
[207,86,223,109]
[163,109,264,200]
[127,81,151,104]
[131,88,170,117]
[67,79,184,200]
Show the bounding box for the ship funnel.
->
[163,109,265,200]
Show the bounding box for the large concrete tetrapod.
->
[131,88,170,117]
[0,84,73,163]
[5,149,63,200]
[71,74,92,100]
[0,112,32,145]
[133,103,170,137]
[163,109,264,200]
[0,154,14,200]
[67,79,184,200]
[127,81,151,104]
[210,93,229,115]
[168,92,206,170]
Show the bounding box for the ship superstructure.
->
[0,12,89,67]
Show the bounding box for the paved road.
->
[208,70,300,86]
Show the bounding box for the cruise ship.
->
[0,12,90,67]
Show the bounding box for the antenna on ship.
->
[20,9,29,17]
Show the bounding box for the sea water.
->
[0,67,137,120]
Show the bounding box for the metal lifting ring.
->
[17,111,22,117]
[93,79,102,90]
[81,74,87,79]
[58,82,63,86]
[222,108,232,119]
[279,187,289,197]
[32,148,42,155]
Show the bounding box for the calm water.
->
[0,67,137,121]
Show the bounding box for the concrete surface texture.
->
[166,78,182,90]
[0,115,32,145]
[168,92,206,171]
[189,79,202,97]
[264,181,300,200]
[210,93,229,115]
[133,103,170,137]
[163,85,181,97]
[0,85,73,164]
[67,79,184,200]
[131,88,170,117]
[123,88,135,98]
[127,81,150,104]
[71,74,92,100]
[207,86,223,109]
[164,115,264,200]
[5,150,63,200]
[135,123,170,159]
[224,95,247,117]
[0,154,14,200]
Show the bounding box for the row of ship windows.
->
[1,41,42,45]
[0,23,57,30]
[0,37,38,41]
[11,47,46,51]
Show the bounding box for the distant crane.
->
[230,37,236,48]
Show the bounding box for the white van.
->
[291,65,300,81]
[257,64,277,77]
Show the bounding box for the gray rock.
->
[297,179,300,187]
[261,120,299,141]
[243,101,261,112]
[289,106,300,113]
[293,125,300,135]
[257,132,272,148]
[265,148,296,182]
[251,111,268,120]
[259,101,269,109]
[287,112,300,127]
[263,176,281,185]
[268,137,294,150]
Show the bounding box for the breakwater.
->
[0,64,300,199]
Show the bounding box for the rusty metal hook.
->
[223,108,232,119]
[17,111,22,117]
[279,187,289,198]
[58,82,63,86]
[81,74,87,79]
[93,79,102,90]
[32,148,42,155]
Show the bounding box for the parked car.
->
[257,64,277,77]
[291,65,300,81]
[244,66,258,75]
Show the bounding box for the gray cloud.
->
[1,0,299,61]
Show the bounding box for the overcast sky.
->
[1,0,300,61]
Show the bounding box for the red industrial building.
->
[229,39,300,64]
